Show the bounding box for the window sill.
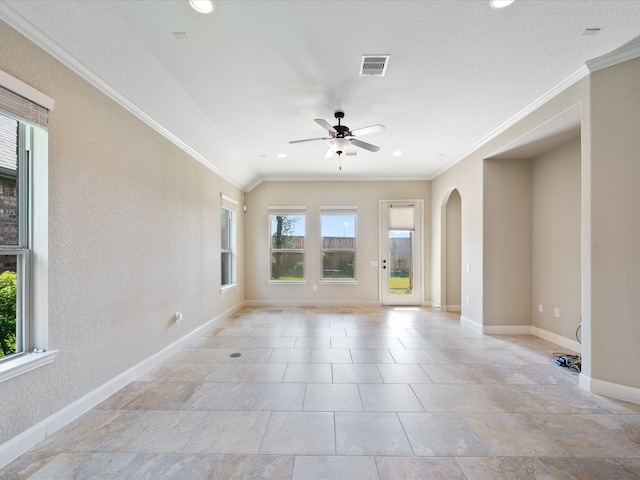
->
[268,280,308,285]
[319,280,359,285]
[220,283,238,294]
[0,350,58,384]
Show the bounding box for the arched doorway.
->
[441,189,462,312]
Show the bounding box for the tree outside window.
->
[270,212,305,281]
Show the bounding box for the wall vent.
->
[360,55,390,76]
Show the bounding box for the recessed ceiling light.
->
[189,0,214,14]
[277,153,287,158]
[490,0,514,9]
[393,151,402,157]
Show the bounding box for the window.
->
[269,207,305,282]
[0,69,53,382]
[321,207,357,281]
[220,194,237,289]
[0,115,25,360]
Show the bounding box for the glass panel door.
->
[381,202,422,305]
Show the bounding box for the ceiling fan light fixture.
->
[490,0,514,8]
[189,0,214,14]
[330,137,351,153]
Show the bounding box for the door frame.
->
[379,199,424,306]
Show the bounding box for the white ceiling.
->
[2,0,640,190]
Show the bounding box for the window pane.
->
[271,252,304,280]
[322,251,355,279]
[0,256,19,358]
[270,215,304,249]
[0,115,19,246]
[321,213,356,280]
[221,207,231,251]
[389,231,413,294]
[221,251,231,286]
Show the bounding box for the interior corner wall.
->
[244,180,431,306]
[483,158,533,327]
[0,21,244,446]
[531,137,581,341]
[431,157,483,322]
[431,79,587,330]
[589,56,640,390]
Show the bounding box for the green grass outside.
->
[390,277,410,290]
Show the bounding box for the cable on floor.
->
[550,352,581,373]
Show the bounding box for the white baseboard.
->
[243,299,381,307]
[460,316,482,333]
[0,303,242,470]
[532,326,581,353]
[482,325,533,335]
[580,374,640,405]
[443,305,461,312]
[460,319,582,354]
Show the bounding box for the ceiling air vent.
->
[345,151,358,157]
[360,55,390,76]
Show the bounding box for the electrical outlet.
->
[466,297,470,306]
[554,308,560,318]
[539,304,543,313]
[175,312,183,323]
[312,284,317,291]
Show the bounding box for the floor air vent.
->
[360,55,390,76]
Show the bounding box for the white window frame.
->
[268,206,307,284]
[320,206,358,284]
[220,194,237,292]
[0,70,54,384]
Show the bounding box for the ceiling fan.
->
[289,111,385,158]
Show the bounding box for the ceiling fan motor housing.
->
[334,125,351,138]
[333,111,350,138]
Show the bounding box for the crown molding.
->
[586,35,640,72]
[0,3,246,192]
[430,64,589,180]
[245,174,433,192]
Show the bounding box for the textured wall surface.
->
[244,180,431,305]
[532,138,581,339]
[0,20,244,445]
[589,57,640,388]
[483,157,533,327]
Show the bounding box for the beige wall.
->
[2,13,640,455]
[445,189,462,309]
[244,180,431,305]
[0,21,244,445]
[588,56,640,389]
[431,80,587,329]
[532,138,581,338]
[483,157,533,327]
[431,156,484,320]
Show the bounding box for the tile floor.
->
[3,306,640,479]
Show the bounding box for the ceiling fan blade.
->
[289,137,329,144]
[324,146,334,158]
[315,118,337,133]
[350,124,385,136]
[350,138,380,152]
